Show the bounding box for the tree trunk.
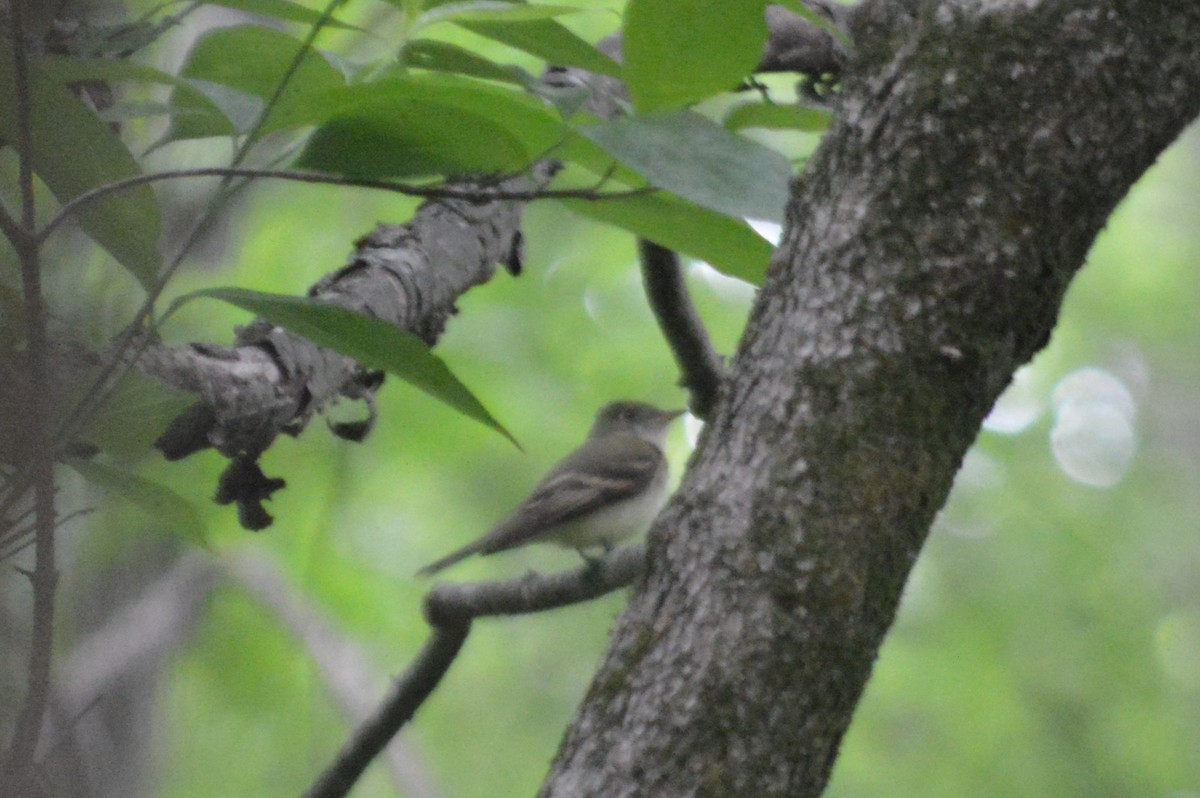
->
[539,1,1200,795]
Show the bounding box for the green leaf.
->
[207,0,359,29]
[401,39,531,84]
[162,25,344,144]
[38,55,178,86]
[290,74,579,174]
[416,1,584,27]
[624,0,768,110]
[84,372,197,462]
[184,78,266,134]
[71,459,209,549]
[457,17,620,77]
[0,45,162,287]
[559,192,772,285]
[723,101,833,133]
[37,55,236,147]
[580,110,791,223]
[181,288,518,446]
[298,101,529,178]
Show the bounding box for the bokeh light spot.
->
[1049,367,1138,488]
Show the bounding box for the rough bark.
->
[539,1,1200,796]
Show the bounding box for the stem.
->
[3,0,59,788]
[638,240,726,419]
[302,623,471,798]
[0,204,23,245]
[35,167,652,246]
[305,546,645,798]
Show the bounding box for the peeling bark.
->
[143,180,531,461]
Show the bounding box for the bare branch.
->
[3,1,60,787]
[0,203,23,247]
[303,624,470,798]
[424,544,644,625]
[306,546,645,798]
[638,241,726,420]
[226,553,446,798]
[35,167,656,247]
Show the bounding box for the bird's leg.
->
[578,543,614,582]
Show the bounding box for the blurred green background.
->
[10,1,1199,796]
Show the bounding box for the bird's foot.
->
[578,544,613,583]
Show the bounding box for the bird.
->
[417,401,684,576]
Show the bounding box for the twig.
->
[0,507,89,565]
[235,0,343,170]
[0,204,23,246]
[304,545,645,798]
[2,0,60,788]
[424,543,645,625]
[226,553,446,798]
[303,624,470,798]
[638,240,726,420]
[35,167,656,246]
[0,527,34,564]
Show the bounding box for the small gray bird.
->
[417,401,683,576]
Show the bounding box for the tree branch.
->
[423,544,645,626]
[35,166,654,247]
[3,1,60,789]
[226,553,446,798]
[302,624,469,798]
[305,546,645,798]
[0,203,23,248]
[638,241,726,420]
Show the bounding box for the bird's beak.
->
[663,408,687,421]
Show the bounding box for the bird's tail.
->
[416,540,485,577]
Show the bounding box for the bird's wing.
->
[479,435,663,554]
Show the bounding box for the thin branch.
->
[303,624,470,798]
[225,553,446,798]
[0,203,23,246]
[305,546,645,798]
[0,527,34,564]
[638,240,726,420]
[0,507,87,565]
[424,543,645,626]
[35,167,656,246]
[3,0,60,787]
[233,0,342,171]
